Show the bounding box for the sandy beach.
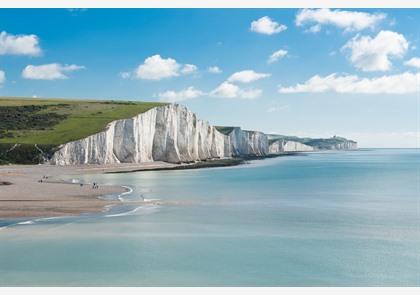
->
[0,162,178,219]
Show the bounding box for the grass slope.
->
[0,97,165,164]
[0,97,165,145]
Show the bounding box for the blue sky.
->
[0,9,419,147]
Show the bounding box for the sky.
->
[0,8,419,147]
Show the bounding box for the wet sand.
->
[0,162,177,219]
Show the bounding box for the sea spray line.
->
[118,185,134,201]
[105,204,160,218]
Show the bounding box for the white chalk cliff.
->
[50,104,358,165]
[326,141,358,150]
[224,127,268,157]
[50,104,268,165]
[269,140,314,154]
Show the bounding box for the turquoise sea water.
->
[0,149,419,286]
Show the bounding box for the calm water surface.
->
[0,149,419,286]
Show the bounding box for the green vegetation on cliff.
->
[0,97,165,164]
[215,126,236,135]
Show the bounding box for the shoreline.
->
[105,152,303,174]
[0,152,302,220]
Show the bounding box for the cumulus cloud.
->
[0,31,41,56]
[211,82,239,98]
[208,66,222,74]
[296,8,386,32]
[268,49,288,64]
[0,70,5,84]
[211,82,262,99]
[308,24,321,33]
[158,86,204,102]
[342,30,408,71]
[22,63,85,80]
[404,57,420,69]
[250,16,287,35]
[227,70,270,84]
[180,64,198,74]
[135,55,180,80]
[134,55,197,80]
[278,72,420,94]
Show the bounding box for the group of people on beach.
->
[38,175,49,183]
[37,176,100,190]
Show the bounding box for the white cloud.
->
[0,70,5,84]
[342,30,408,72]
[211,82,239,98]
[250,16,287,35]
[211,82,262,99]
[135,55,180,80]
[404,57,420,69]
[158,86,205,102]
[308,24,321,33]
[268,49,288,64]
[22,63,85,80]
[296,8,386,32]
[278,72,420,94]
[227,70,270,84]
[0,31,41,56]
[134,55,197,80]
[181,64,198,74]
[208,66,222,74]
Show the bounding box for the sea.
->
[0,149,419,286]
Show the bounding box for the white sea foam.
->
[118,185,134,201]
[17,220,35,225]
[105,207,143,217]
[105,205,159,218]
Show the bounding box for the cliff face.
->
[224,127,268,157]
[50,104,357,166]
[51,104,228,165]
[50,104,269,165]
[324,141,358,150]
[267,135,358,151]
[269,140,314,154]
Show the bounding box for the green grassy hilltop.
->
[0,97,165,164]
